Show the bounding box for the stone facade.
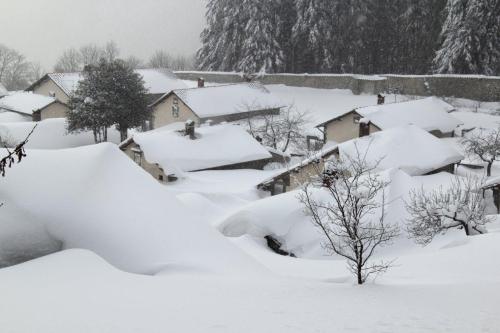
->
[151,94,201,129]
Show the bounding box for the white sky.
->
[0,0,206,70]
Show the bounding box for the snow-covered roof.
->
[42,68,187,96]
[0,92,56,115]
[157,83,284,119]
[483,176,500,189]
[0,118,121,149]
[356,97,462,133]
[339,125,464,176]
[131,124,272,173]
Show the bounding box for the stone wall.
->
[175,71,500,102]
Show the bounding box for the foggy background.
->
[0,0,206,70]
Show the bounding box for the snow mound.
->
[0,118,121,148]
[339,125,464,176]
[134,123,272,172]
[0,144,265,276]
[0,111,30,123]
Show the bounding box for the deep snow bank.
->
[0,143,264,276]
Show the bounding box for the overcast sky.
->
[0,0,206,70]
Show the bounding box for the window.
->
[172,104,180,118]
[133,151,142,166]
[353,115,361,124]
[158,175,164,182]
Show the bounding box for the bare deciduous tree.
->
[462,126,500,177]
[299,151,400,285]
[0,44,34,90]
[246,105,309,153]
[148,50,173,69]
[54,48,82,73]
[406,175,490,245]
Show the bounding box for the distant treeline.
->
[196,0,500,76]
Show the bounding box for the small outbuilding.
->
[149,82,284,129]
[120,122,275,182]
[316,97,463,143]
[0,92,66,122]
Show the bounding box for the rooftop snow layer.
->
[0,92,55,115]
[357,97,462,133]
[339,125,464,176]
[172,83,284,118]
[0,118,121,149]
[133,124,272,173]
[48,68,187,96]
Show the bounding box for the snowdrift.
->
[0,143,264,275]
[220,169,464,258]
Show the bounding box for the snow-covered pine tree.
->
[274,0,298,73]
[358,0,404,74]
[68,58,149,142]
[196,0,246,71]
[434,0,500,75]
[401,0,446,74]
[236,0,285,74]
[292,0,335,73]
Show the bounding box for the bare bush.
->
[246,105,309,153]
[462,126,500,177]
[406,175,490,245]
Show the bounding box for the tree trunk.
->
[120,127,128,142]
[357,264,363,285]
[463,223,470,236]
[93,129,98,144]
[487,162,493,177]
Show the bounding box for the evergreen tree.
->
[434,0,500,75]
[236,0,285,74]
[197,0,246,71]
[401,0,446,74]
[68,58,150,143]
[292,0,335,73]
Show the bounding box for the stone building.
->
[26,69,187,121]
[149,81,284,129]
[316,97,463,144]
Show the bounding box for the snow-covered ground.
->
[1,83,499,332]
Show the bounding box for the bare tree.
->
[0,44,33,90]
[148,50,173,69]
[79,44,103,67]
[462,126,500,177]
[27,62,44,83]
[299,150,400,285]
[54,48,82,72]
[406,175,490,245]
[246,105,309,153]
[124,56,144,69]
[102,41,120,62]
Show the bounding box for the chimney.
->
[185,119,195,139]
[197,77,205,88]
[377,94,385,105]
